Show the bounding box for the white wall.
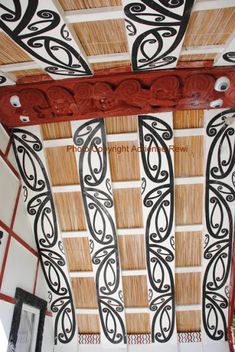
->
[0,123,54,352]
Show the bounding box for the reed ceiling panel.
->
[58,0,122,11]
[108,141,140,181]
[73,19,128,56]
[126,313,150,334]
[176,311,201,332]
[63,237,92,272]
[183,8,235,47]
[175,232,202,267]
[45,147,80,186]
[72,277,98,308]
[12,69,45,80]
[54,192,87,231]
[92,61,131,71]
[174,136,204,177]
[122,275,148,307]
[118,235,146,270]
[41,122,72,139]
[77,314,100,334]
[175,184,203,225]
[173,110,204,129]
[114,188,143,228]
[179,53,216,62]
[175,273,201,305]
[105,115,137,134]
[0,33,31,64]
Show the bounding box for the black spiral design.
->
[124,0,195,71]
[138,115,175,342]
[0,1,91,76]
[203,109,235,340]
[12,129,76,345]
[74,119,127,344]
[223,52,235,64]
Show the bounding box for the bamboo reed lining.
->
[175,184,203,225]
[93,61,131,71]
[0,33,30,64]
[108,141,140,181]
[45,147,80,186]
[175,232,202,267]
[41,122,72,139]
[13,69,45,79]
[175,273,201,305]
[174,136,204,177]
[183,8,235,47]
[173,110,204,129]
[176,311,201,332]
[122,275,149,307]
[77,314,100,333]
[126,313,150,334]
[114,188,143,228]
[63,237,92,271]
[54,192,87,231]
[58,0,121,11]
[72,277,98,308]
[105,115,137,134]
[118,235,146,270]
[179,53,216,62]
[73,19,128,56]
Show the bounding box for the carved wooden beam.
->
[0,67,235,128]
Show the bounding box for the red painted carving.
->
[0,67,235,127]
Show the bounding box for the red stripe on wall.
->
[0,150,21,180]
[33,258,40,295]
[0,292,16,305]
[10,185,21,230]
[5,139,12,158]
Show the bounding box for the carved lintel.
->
[0,67,235,127]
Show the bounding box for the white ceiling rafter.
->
[122,0,196,71]
[0,0,92,79]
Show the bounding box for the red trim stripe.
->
[5,139,12,158]
[10,185,21,230]
[0,292,16,305]
[46,311,53,317]
[228,217,235,352]
[33,258,40,295]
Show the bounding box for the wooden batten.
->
[108,141,140,181]
[45,147,80,185]
[179,53,216,62]
[175,232,202,267]
[175,273,201,305]
[54,192,87,231]
[105,115,137,134]
[12,69,45,79]
[72,277,98,308]
[183,8,235,47]
[114,188,143,228]
[176,311,201,332]
[77,314,100,334]
[173,110,204,129]
[174,136,204,177]
[118,235,146,270]
[126,313,150,334]
[63,237,92,272]
[73,19,128,56]
[175,184,203,225]
[122,275,149,308]
[41,122,72,139]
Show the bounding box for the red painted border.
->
[5,139,12,158]
[0,236,11,290]
[33,259,40,295]
[0,292,16,304]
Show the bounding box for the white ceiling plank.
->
[176,305,201,311]
[175,266,202,273]
[193,0,235,11]
[61,224,204,239]
[181,45,224,56]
